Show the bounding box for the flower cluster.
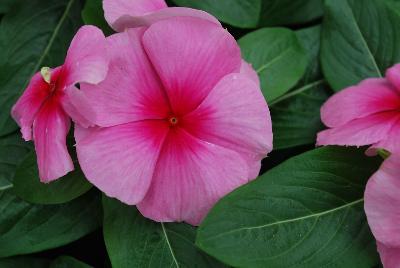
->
[11,0,272,225]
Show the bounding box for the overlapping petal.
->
[365,155,400,248]
[137,128,249,225]
[183,73,272,178]
[32,96,73,182]
[103,0,167,28]
[320,78,400,128]
[377,242,400,268]
[62,25,109,87]
[386,64,400,91]
[317,112,400,147]
[79,29,169,127]
[142,17,241,115]
[75,121,169,205]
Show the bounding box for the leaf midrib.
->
[161,223,180,268]
[19,0,75,95]
[201,198,363,242]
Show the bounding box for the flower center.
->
[169,116,179,126]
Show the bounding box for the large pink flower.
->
[365,155,400,268]
[11,26,108,182]
[74,17,272,225]
[317,64,400,155]
[103,0,220,32]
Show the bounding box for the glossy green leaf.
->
[0,0,82,136]
[12,151,92,204]
[197,147,381,268]
[82,0,113,35]
[270,80,330,150]
[321,0,400,91]
[0,190,101,258]
[239,28,307,101]
[172,0,323,28]
[50,256,92,268]
[0,133,31,188]
[103,196,225,268]
[0,257,50,268]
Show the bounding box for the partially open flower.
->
[11,26,108,182]
[74,17,272,225]
[317,64,400,155]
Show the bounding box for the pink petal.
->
[79,29,169,127]
[377,242,400,268]
[320,78,400,128]
[386,64,400,91]
[61,86,96,128]
[63,25,109,86]
[137,128,249,225]
[240,60,260,87]
[365,155,400,247]
[317,112,400,147]
[32,96,73,182]
[367,119,400,155]
[110,7,220,32]
[183,73,272,179]
[142,17,241,115]
[75,121,169,205]
[11,71,53,141]
[103,0,167,29]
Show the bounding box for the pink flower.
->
[103,0,220,32]
[11,26,108,182]
[74,17,272,225]
[317,64,400,155]
[365,155,400,268]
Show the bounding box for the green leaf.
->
[0,256,50,268]
[103,196,225,268]
[296,25,322,84]
[270,80,330,150]
[0,190,101,258]
[0,133,31,187]
[239,28,307,101]
[12,151,92,204]
[0,0,82,136]
[82,0,113,35]
[197,147,381,268]
[171,0,323,28]
[0,0,15,14]
[321,0,400,91]
[50,256,92,268]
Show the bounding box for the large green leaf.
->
[82,0,113,35]
[103,196,225,268]
[12,151,92,204]
[239,28,307,101]
[197,147,381,267]
[0,132,31,188]
[0,190,101,258]
[171,0,323,28]
[270,80,330,150]
[321,0,400,91]
[0,0,82,136]
[0,256,50,268]
[50,256,92,268]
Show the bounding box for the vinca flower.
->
[11,26,108,182]
[74,17,272,225]
[317,64,400,155]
